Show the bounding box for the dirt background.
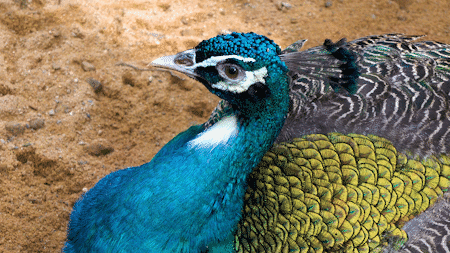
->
[0,0,449,252]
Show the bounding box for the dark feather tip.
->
[324,38,360,95]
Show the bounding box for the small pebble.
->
[71,28,84,39]
[122,72,135,86]
[51,29,61,38]
[78,160,88,165]
[325,1,332,7]
[52,63,61,70]
[85,140,114,156]
[276,2,292,11]
[48,109,55,116]
[29,118,45,130]
[219,30,232,35]
[180,29,195,36]
[86,77,103,92]
[0,164,8,172]
[81,61,96,72]
[5,122,25,136]
[180,17,189,25]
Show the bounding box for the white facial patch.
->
[195,55,256,67]
[188,115,239,149]
[211,66,267,93]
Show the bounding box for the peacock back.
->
[236,133,450,253]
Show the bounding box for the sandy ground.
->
[0,0,449,251]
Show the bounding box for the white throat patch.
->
[188,115,239,149]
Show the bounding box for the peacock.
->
[64,32,450,252]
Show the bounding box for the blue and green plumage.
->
[64,32,450,252]
[64,32,290,252]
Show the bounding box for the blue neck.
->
[64,79,289,253]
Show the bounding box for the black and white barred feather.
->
[278,34,450,158]
[392,193,450,253]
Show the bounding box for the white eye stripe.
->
[183,55,256,72]
[196,55,255,68]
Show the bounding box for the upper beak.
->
[151,49,198,78]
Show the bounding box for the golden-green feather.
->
[235,133,450,253]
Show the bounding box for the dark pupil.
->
[225,66,238,78]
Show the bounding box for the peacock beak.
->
[151,49,198,78]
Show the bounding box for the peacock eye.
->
[216,63,245,81]
[225,65,238,79]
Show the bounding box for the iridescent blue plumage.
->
[64,32,290,252]
[195,32,282,64]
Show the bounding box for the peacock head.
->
[152,32,290,114]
